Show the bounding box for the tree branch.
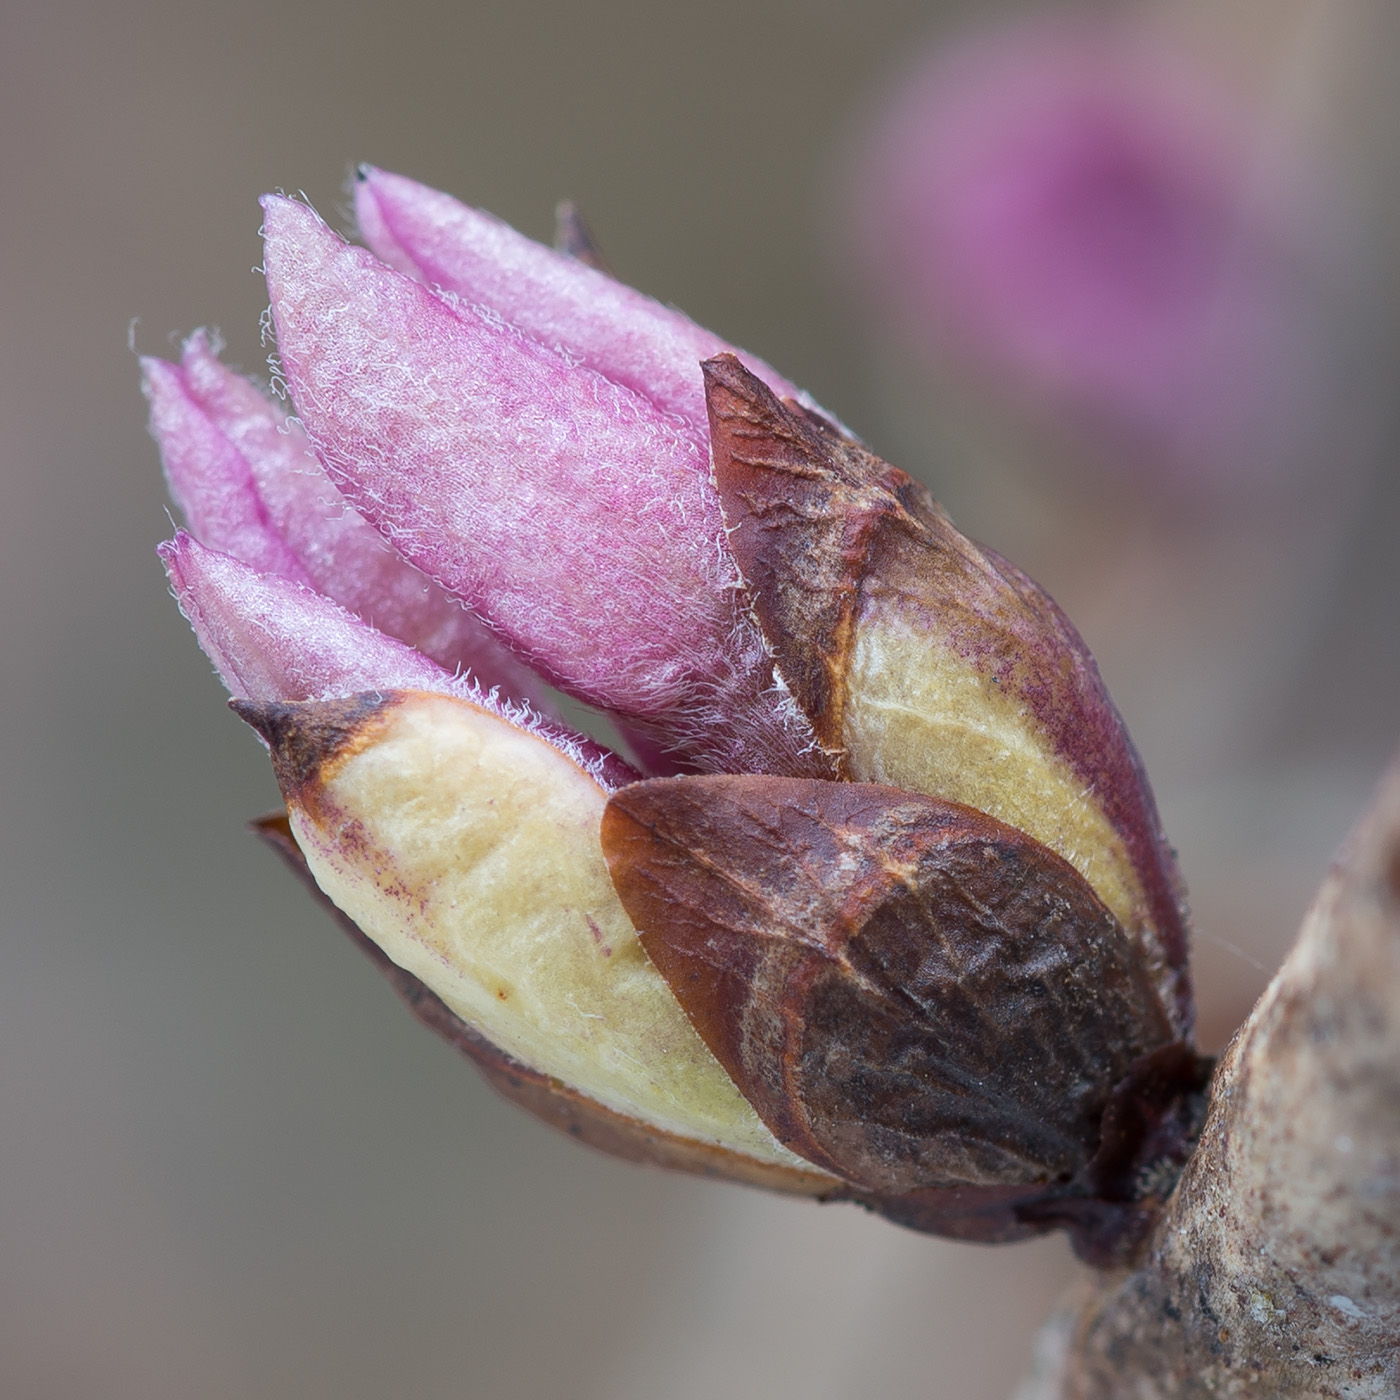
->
[1024,752,1400,1398]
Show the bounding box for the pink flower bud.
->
[153,172,1204,1263]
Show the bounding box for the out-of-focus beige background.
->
[2,2,1397,1397]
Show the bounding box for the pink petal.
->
[159,532,635,788]
[160,529,453,701]
[261,196,822,777]
[353,166,818,430]
[174,332,540,700]
[143,355,308,582]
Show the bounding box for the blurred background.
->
[2,1,1397,1396]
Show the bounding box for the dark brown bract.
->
[704,355,1192,1033]
[603,773,1207,1260]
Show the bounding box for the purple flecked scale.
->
[353,166,811,430]
[978,546,1190,984]
[175,333,540,701]
[143,356,309,583]
[260,196,823,777]
[159,532,636,789]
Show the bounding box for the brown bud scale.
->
[603,773,1193,1234]
[702,355,1191,1034]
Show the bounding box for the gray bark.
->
[1020,754,1400,1398]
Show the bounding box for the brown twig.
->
[1022,753,1400,1398]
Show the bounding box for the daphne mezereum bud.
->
[149,171,1203,1265]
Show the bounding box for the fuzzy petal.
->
[160,532,634,786]
[159,333,535,702]
[143,356,309,582]
[262,196,825,777]
[352,166,816,430]
[160,529,459,701]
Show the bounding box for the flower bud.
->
[152,171,1202,1263]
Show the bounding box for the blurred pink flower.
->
[842,14,1341,490]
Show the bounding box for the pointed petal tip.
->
[139,352,184,398]
[349,165,398,214]
[156,528,203,592]
[351,166,458,283]
[157,532,203,635]
[261,196,318,272]
[158,525,194,554]
[350,165,392,238]
[173,328,237,405]
[260,193,330,239]
[350,164,409,194]
[262,194,373,297]
[353,164,401,192]
[140,331,221,408]
[178,326,219,367]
